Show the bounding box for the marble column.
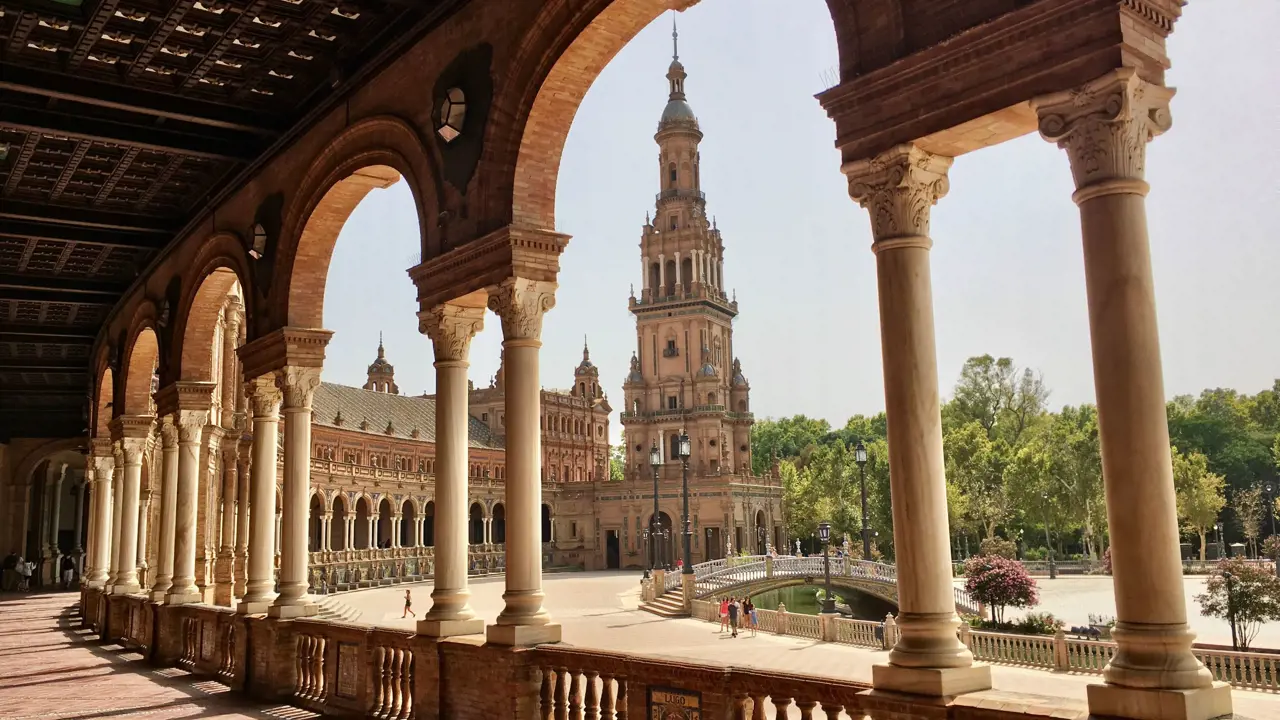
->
[215,443,239,606]
[270,366,320,618]
[167,409,207,605]
[152,417,179,601]
[234,442,251,598]
[85,453,114,588]
[239,375,280,614]
[845,144,988,696]
[136,487,152,589]
[486,279,561,645]
[1033,69,1231,720]
[106,446,124,591]
[45,464,66,578]
[112,436,148,595]
[72,478,86,576]
[419,305,485,635]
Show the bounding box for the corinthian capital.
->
[119,437,148,466]
[843,144,952,244]
[175,409,207,444]
[1032,68,1174,194]
[421,304,485,363]
[247,374,283,418]
[487,278,557,342]
[277,366,322,410]
[159,415,177,448]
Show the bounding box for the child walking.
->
[718,597,730,633]
[402,589,416,618]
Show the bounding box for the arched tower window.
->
[668,163,677,188]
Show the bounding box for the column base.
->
[111,582,141,596]
[871,663,992,697]
[237,598,276,615]
[1087,681,1232,720]
[150,589,170,603]
[417,618,485,638]
[165,591,204,606]
[485,623,562,647]
[268,602,319,619]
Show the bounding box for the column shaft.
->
[1035,70,1229,719]
[86,457,114,588]
[215,446,238,606]
[112,438,146,595]
[240,376,280,613]
[271,366,320,618]
[168,410,206,604]
[106,456,123,590]
[152,419,178,600]
[846,144,987,697]
[234,449,251,597]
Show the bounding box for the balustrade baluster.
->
[317,637,328,700]
[824,703,845,720]
[296,636,311,699]
[773,697,793,718]
[372,646,387,717]
[386,649,402,719]
[554,666,570,720]
[399,649,414,719]
[583,670,601,720]
[796,699,818,720]
[539,667,555,720]
[569,669,585,720]
[615,677,628,720]
[600,674,616,720]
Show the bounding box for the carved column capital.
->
[843,144,952,246]
[90,452,115,478]
[421,304,485,363]
[119,437,149,466]
[159,415,178,449]
[175,409,208,444]
[277,366,322,410]
[247,374,283,418]
[487,278,557,342]
[1032,67,1174,198]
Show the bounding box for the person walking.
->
[727,596,740,638]
[60,554,76,590]
[745,597,758,637]
[16,558,32,592]
[402,588,416,618]
[718,597,730,633]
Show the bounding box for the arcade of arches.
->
[0,0,1228,718]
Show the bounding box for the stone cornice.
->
[817,0,1181,163]
[154,381,218,417]
[409,224,569,311]
[108,414,156,441]
[237,326,333,383]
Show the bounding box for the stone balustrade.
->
[306,545,506,593]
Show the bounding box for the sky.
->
[320,0,1279,441]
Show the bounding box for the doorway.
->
[606,530,620,569]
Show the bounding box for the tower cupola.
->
[658,16,699,132]
[363,333,399,394]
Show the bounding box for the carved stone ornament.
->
[421,304,485,362]
[486,278,557,342]
[248,374,283,418]
[277,366,322,410]
[160,416,178,448]
[843,144,952,242]
[175,409,208,444]
[119,437,149,466]
[1032,67,1174,191]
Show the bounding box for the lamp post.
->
[661,529,671,570]
[678,429,693,575]
[818,521,835,614]
[1217,521,1225,559]
[756,526,766,555]
[854,441,870,559]
[705,527,714,561]
[650,441,661,574]
[1042,492,1057,580]
[642,528,651,579]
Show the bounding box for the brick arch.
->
[498,0,849,232]
[176,266,243,382]
[120,305,160,416]
[273,116,433,330]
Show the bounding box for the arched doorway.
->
[332,495,348,551]
[492,503,506,545]
[401,500,416,547]
[648,511,675,570]
[469,503,485,545]
[377,498,393,548]
[755,509,767,554]
[355,497,371,549]
[541,504,552,544]
[423,501,435,547]
[308,495,324,552]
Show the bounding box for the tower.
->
[623,20,752,481]
[363,333,399,394]
[574,337,601,399]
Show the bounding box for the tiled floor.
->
[0,592,313,720]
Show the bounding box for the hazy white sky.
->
[320,0,1278,438]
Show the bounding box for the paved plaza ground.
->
[338,572,1280,718]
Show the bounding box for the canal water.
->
[747,585,895,620]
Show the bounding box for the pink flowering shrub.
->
[963,554,1039,623]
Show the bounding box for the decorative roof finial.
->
[378,331,385,358]
[583,335,590,361]
[672,12,679,62]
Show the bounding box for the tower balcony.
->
[654,188,705,206]
[631,285,737,315]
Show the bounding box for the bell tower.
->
[623,19,752,482]
[363,333,399,394]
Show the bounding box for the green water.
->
[746,585,896,621]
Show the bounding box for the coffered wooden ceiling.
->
[0,0,467,439]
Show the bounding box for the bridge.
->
[645,555,980,617]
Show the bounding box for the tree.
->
[1195,557,1280,649]
[948,355,1049,446]
[963,554,1039,624]
[944,421,1010,539]
[1235,487,1265,557]
[750,415,832,475]
[609,429,625,483]
[1172,448,1226,560]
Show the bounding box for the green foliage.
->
[750,415,832,476]
[962,555,1039,624]
[609,429,625,482]
[1234,486,1265,557]
[1195,557,1280,649]
[979,537,1017,559]
[1014,612,1065,635]
[1172,447,1226,560]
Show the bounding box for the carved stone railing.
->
[307,545,507,593]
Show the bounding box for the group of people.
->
[718,596,758,638]
[1,551,35,592]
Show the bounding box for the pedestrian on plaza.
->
[1,550,18,592]
[745,597,758,637]
[402,588,416,618]
[718,597,730,632]
[728,597,740,638]
[60,555,76,590]
[17,559,32,592]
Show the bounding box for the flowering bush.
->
[1101,546,1112,575]
[979,537,1018,560]
[963,554,1039,623]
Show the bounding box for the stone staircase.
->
[316,596,363,624]
[640,591,690,618]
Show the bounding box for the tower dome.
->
[658,17,699,132]
[363,333,399,394]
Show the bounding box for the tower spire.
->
[672,12,678,62]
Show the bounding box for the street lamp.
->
[678,429,693,575]
[756,526,767,555]
[661,529,671,570]
[1217,521,1225,559]
[649,441,662,575]
[854,441,870,560]
[818,521,835,614]
[1042,492,1057,580]
[705,527,714,560]
[642,528,651,579]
